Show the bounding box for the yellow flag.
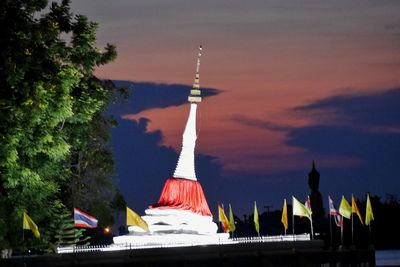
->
[218,204,230,232]
[254,201,260,234]
[351,194,364,224]
[126,206,149,232]
[339,196,352,219]
[292,196,312,219]
[23,212,40,238]
[365,194,374,226]
[281,199,288,231]
[228,204,236,233]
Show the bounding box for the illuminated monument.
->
[114,46,225,245]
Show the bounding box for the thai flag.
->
[328,196,342,227]
[305,195,312,213]
[74,208,98,228]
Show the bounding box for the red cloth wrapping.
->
[150,178,212,217]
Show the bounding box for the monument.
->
[308,161,324,220]
[114,46,226,245]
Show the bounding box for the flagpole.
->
[74,208,77,246]
[369,224,372,246]
[292,207,295,241]
[351,211,354,245]
[340,214,344,246]
[351,194,354,245]
[310,217,314,240]
[329,212,332,246]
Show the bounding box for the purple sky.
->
[70,0,400,216]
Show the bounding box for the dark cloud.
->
[287,125,399,158]
[285,88,400,199]
[295,88,400,128]
[285,123,400,194]
[384,22,400,31]
[110,80,221,115]
[228,88,400,209]
[231,114,290,131]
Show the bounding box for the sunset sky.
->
[71,0,400,216]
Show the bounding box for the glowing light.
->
[57,234,311,254]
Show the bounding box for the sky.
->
[70,0,400,217]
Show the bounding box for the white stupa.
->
[114,46,227,246]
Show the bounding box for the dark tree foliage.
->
[110,189,127,228]
[50,205,90,251]
[0,0,123,249]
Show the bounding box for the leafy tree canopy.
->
[0,0,124,249]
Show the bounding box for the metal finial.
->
[188,45,203,103]
[196,45,202,74]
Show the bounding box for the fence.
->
[57,234,310,254]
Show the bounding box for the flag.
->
[335,214,343,228]
[218,204,230,232]
[292,196,312,219]
[305,195,312,213]
[126,206,149,232]
[23,212,40,238]
[281,199,288,231]
[328,196,342,227]
[228,204,236,233]
[365,194,374,226]
[328,196,336,215]
[254,201,260,235]
[74,208,98,228]
[339,196,352,219]
[352,194,364,225]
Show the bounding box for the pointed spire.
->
[309,160,319,175]
[188,45,203,103]
[173,46,204,180]
[308,160,320,191]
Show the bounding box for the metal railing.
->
[57,234,310,254]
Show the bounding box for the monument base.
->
[113,233,229,247]
[133,208,218,235]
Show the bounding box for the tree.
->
[110,189,127,228]
[0,0,120,249]
[50,205,90,251]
